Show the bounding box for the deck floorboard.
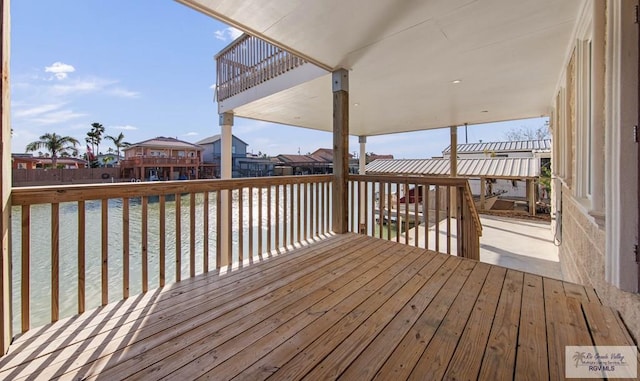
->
[0,234,635,381]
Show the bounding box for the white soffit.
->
[178,0,586,136]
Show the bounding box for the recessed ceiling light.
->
[354,103,360,106]
[452,80,462,84]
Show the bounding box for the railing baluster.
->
[303,182,308,241]
[51,203,60,321]
[364,181,369,235]
[77,201,85,314]
[371,181,376,238]
[175,193,181,281]
[435,185,440,252]
[315,182,319,237]
[395,182,400,243]
[216,190,222,268]
[249,186,254,257]
[414,182,419,248]
[123,198,130,296]
[387,182,392,241]
[423,185,428,250]
[275,185,280,251]
[21,206,30,331]
[457,186,464,257]
[446,186,451,255]
[238,188,244,261]
[296,183,301,243]
[227,189,233,265]
[318,182,327,235]
[189,193,196,278]
[324,181,329,233]
[142,196,148,292]
[283,184,288,248]
[378,181,384,238]
[258,186,263,255]
[404,183,410,245]
[267,186,272,254]
[100,200,107,307]
[290,183,295,245]
[350,179,355,232]
[159,195,166,285]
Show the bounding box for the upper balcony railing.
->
[215,34,307,102]
[9,174,480,338]
[120,157,200,167]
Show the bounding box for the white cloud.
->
[113,125,138,131]
[49,78,111,96]
[44,62,75,80]
[214,27,243,41]
[28,109,87,125]
[184,132,199,137]
[108,87,141,99]
[13,103,65,118]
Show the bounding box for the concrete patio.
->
[408,214,563,280]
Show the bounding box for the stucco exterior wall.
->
[559,187,640,342]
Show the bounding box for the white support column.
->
[219,112,233,267]
[359,136,366,233]
[589,0,605,224]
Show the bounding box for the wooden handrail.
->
[348,174,482,259]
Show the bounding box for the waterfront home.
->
[120,136,203,180]
[0,0,638,379]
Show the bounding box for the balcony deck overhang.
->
[178,0,585,136]
[1,234,635,380]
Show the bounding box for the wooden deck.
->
[0,234,636,380]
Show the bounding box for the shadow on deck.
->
[0,234,636,380]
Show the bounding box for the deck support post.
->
[332,69,349,234]
[528,179,536,216]
[450,126,458,218]
[219,112,233,266]
[480,177,486,210]
[0,0,10,355]
[358,136,366,233]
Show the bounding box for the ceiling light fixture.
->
[452,79,462,84]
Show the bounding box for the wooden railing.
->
[120,157,200,167]
[215,34,307,101]
[348,175,482,259]
[10,175,332,334]
[9,174,482,336]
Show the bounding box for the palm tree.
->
[104,132,130,160]
[86,122,105,155]
[26,133,80,168]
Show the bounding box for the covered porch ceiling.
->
[178,0,585,137]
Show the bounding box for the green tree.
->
[104,132,130,160]
[25,133,80,168]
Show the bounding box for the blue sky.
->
[11,0,548,159]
